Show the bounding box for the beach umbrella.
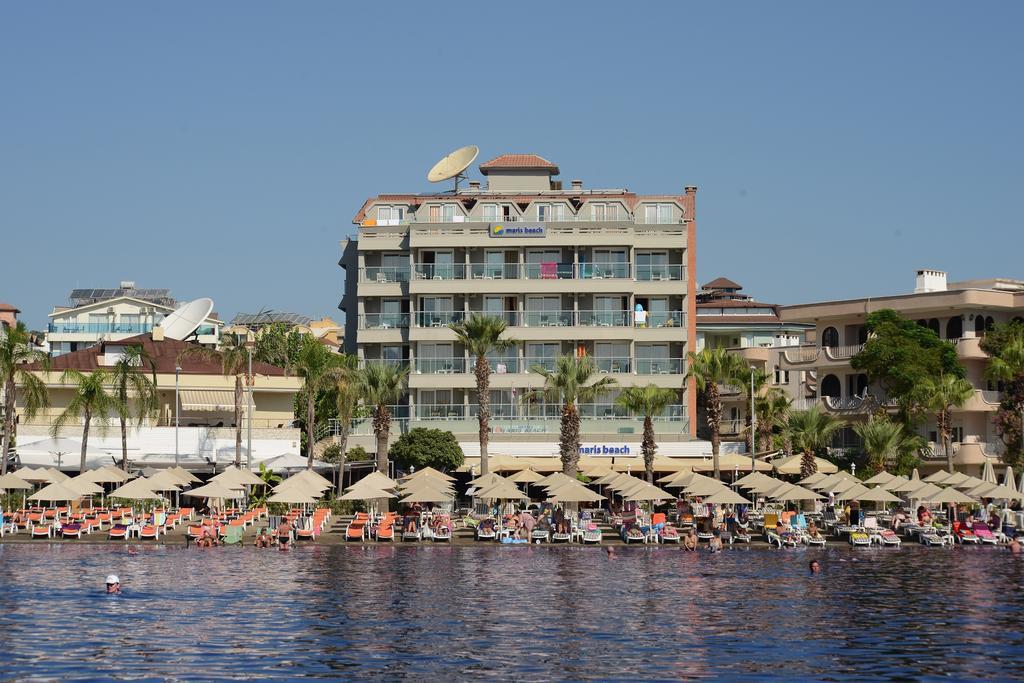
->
[13,467,55,484]
[212,465,265,488]
[535,472,578,489]
[734,471,775,488]
[930,487,977,505]
[468,472,508,487]
[664,471,717,489]
[701,488,752,505]
[45,468,70,482]
[507,468,544,484]
[348,471,398,490]
[981,460,998,485]
[973,483,1023,501]
[890,473,927,493]
[80,467,131,484]
[267,490,320,505]
[863,471,896,485]
[398,489,454,504]
[904,482,944,501]
[770,484,823,502]
[475,480,528,500]
[64,474,104,496]
[146,470,184,491]
[183,481,245,500]
[343,476,398,498]
[683,479,730,497]
[0,472,32,491]
[693,453,772,472]
[581,465,615,479]
[276,469,334,492]
[833,483,871,501]
[28,481,84,503]
[876,475,909,491]
[399,476,454,492]
[1018,470,1024,496]
[401,466,455,482]
[855,487,903,504]
[746,477,787,494]
[108,477,164,501]
[810,473,853,491]
[771,454,838,475]
[939,471,970,486]
[1003,466,1016,490]
[923,469,953,483]
[547,486,605,504]
[797,472,827,486]
[340,486,397,501]
[951,475,986,491]
[170,466,202,484]
[623,483,675,502]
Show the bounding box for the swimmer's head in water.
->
[809,560,821,573]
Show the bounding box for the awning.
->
[180,390,236,412]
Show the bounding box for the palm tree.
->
[615,385,678,482]
[785,404,842,478]
[685,348,750,478]
[754,387,792,456]
[0,322,49,475]
[528,354,617,477]
[449,314,517,477]
[853,417,916,474]
[333,365,362,488]
[354,361,409,474]
[179,334,249,467]
[916,374,975,472]
[744,368,770,454]
[51,370,117,473]
[986,332,1024,461]
[108,345,158,470]
[292,337,350,470]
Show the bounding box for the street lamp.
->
[245,337,255,471]
[174,365,182,467]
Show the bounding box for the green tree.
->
[853,417,921,475]
[51,370,117,473]
[250,462,283,506]
[527,354,617,477]
[785,404,842,478]
[328,363,366,489]
[353,362,409,474]
[178,334,250,467]
[685,347,749,478]
[851,309,964,417]
[755,387,792,455]
[449,314,516,477]
[0,322,49,474]
[984,324,1024,467]
[253,322,305,371]
[913,373,975,472]
[292,337,350,470]
[389,427,465,473]
[108,345,158,470]
[615,385,678,482]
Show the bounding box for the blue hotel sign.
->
[489,223,546,238]
[578,444,632,456]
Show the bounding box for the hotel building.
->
[339,153,700,459]
[779,270,1024,470]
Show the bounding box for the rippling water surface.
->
[1,543,1022,681]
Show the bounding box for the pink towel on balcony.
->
[540,262,557,279]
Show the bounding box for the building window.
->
[821,374,841,399]
[538,204,564,221]
[592,203,606,221]
[821,327,839,348]
[644,204,673,224]
[442,204,456,221]
[773,365,789,385]
[946,316,963,340]
[376,206,405,224]
[482,204,499,221]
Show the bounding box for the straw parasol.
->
[63,474,104,496]
[833,483,870,501]
[108,477,164,501]
[876,475,909,491]
[623,483,675,502]
[0,472,33,491]
[267,490,320,505]
[734,471,775,488]
[212,465,265,488]
[401,466,455,482]
[507,468,544,484]
[855,487,903,504]
[475,480,528,500]
[28,481,84,502]
[769,484,824,502]
[535,472,578,489]
[183,481,245,500]
[771,454,839,475]
[929,487,977,505]
[863,471,896,485]
[545,482,605,503]
[683,479,730,497]
[797,472,827,486]
[170,466,202,484]
[353,471,399,490]
[923,469,953,483]
[702,488,752,505]
[398,489,454,504]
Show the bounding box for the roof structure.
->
[231,311,312,327]
[479,154,559,175]
[0,303,19,313]
[30,334,289,376]
[702,277,742,290]
[69,287,176,308]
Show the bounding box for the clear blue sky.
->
[2,2,1021,330]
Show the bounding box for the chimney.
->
[152,326,164,341]
[914,269,947,294]
[570,179,583,191]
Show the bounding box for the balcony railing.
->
[359,267,411,284]
[823,344,865,360]
[358,314,410,330]
[469,263,520,280]
[634,358,684,374]
[634,264,685,281]
[413,263,466,280]
[410,356,686,376]
[415,311,466,328]
[577,310,631,327]
[595,357,631,373]
[638,311,684,328]
[578,262,631,280]
[980,390,1003,404]
[524,263,575,280]
[48,322,155,334]
[471,357,520,373]
[720,419,744,435]
[415,358,466,374]
[522,311,574,327]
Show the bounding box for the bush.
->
[388,428,464,473]
[321,443,342,463]
[347,445,373,462]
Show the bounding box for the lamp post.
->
[175,365,181,467]
[750,366,757,473]
[245,338,255,471]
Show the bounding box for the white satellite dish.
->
[161,298,214,340]
[427,145,479,191]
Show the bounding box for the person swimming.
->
[809,560,821,574]
[105,574,121,594]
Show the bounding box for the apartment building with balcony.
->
[339,153,700,460]
[46,282,223,356]
[694,278,811,441]
[779,269,1024,470]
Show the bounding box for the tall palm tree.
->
[744,368,770,454]
[449,314,517,477]
[51,369,116,473]
[685,347,750,478]
[916,373,975,472]
[333,364,362,487]
[0,322,49,474]
[754,387,792,456]
[354,361,409,474]
[986,332,1024,461]
[853,417,916,474]
[108,345,158,470]
[528,354,617,477]
[179,334,249,467]
[292,337,350,470]
[615,385,678,482]
[785,404,842,478]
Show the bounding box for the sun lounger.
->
[678,513,694,530]
[551,530,571,543]
[971,522,1000,545]
[108,524,130,540]
[849,531,871,547]
[878,529,901,546]
[139,524,159,540]
[60,523,83,539]
[31,525,51,539]
[220,525,243,545]
[582,527,603,544]
[623,527,646,544]
[660,526,681,544]
[531,529,550,543]
[955,524,980,544]
[346,515,367,541]
[432,527,452,542]
[402,529,421,542]
[476,522,497,541]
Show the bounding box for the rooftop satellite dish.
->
[161,298,214,341]
[427,145,479,192]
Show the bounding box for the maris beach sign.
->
[489,223,546,238]
[578,444,632,456]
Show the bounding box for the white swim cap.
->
[106,574,119,585]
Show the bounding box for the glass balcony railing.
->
[524,357,558,372]
[48,322,155,334]
[413,263,467,280]
[471,357,519,373]
[635,264,685,281]
[415,404,467,419]
[415,358,466,374]
[360,266,411,283]
[578,262,630,280]
[634,358,684,374]
[638,311,684,328]
[524,263,574,280]
[522,310,573,327]
[577,310,631,327]
[415,311,465,328]
[469,263,520,280]
[467,310,519,326]
[358,314,410,330]
[594,357,631,373]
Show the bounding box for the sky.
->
[2,2,1022,330]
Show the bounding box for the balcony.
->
[635,264,686,281]
[414,311,465,328]
[953,337,989,360]
[634,358,684,374]
[577,310,631,327]
[524,263,575,280]
[358,267,411,284]
[358,314,410,330]
[413,263,466,280]
[522,310,574,327]
[48,322,156,335]
[578,262,631,280]
[415,358,467,374]
[469,263,520,280]
[411,357,683,376]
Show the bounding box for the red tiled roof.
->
[30,334,289,376]
[0,302,19,312]
[478,154,559,175]
[696,316,786,325]
[703,277,742,290]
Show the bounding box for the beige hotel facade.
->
[339,153,702,461]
